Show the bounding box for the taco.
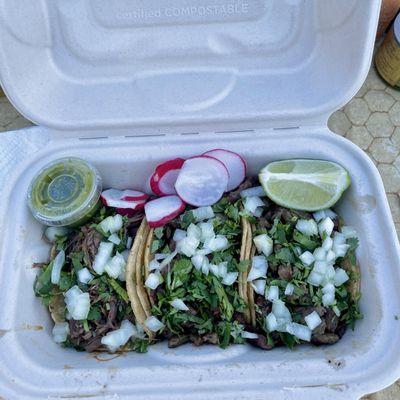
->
[126,195,255,348]
[33,207,150,353]
[240,177,362,349]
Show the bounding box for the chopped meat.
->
[324,308,339,333]
[168,335,190,348]
[202,333,219,345]
[312,333,340,345]
[278,264,293,281]
[189,335,203,346]
[255,295,271,315]
[233,312,246,325]
[83,335,104,352]
[248,334,274,350]
[258,217,271,230]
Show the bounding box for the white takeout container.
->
[1,0,400,399]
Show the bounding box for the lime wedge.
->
[259,159,350,211]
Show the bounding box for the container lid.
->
[0,0,380,134]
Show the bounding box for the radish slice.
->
[145,195,186,228]
[102,189,148,206]
[203,149,246,191]
[116,204,145,217]
[101,189,148,216]
[150,158,185,196]
[175,156,229,206]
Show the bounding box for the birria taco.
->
[239,177,361,349]
[126,194,255,348]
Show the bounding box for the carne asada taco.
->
[34,207,150,353]
[126,195,255,348]
[239,177,362,349]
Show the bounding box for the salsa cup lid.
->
[27,157,102,226]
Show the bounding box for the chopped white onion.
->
[64,286,90,321]
[299,251,315,266]
[209,263,219,276]
[171,298,189,311]
[118,266,126,282]
[126,236,133,250]
[322,283,335,295]
[252,279,267,295]
[177,236,200,257]
[266,285,279,301]
[105,252,126,279]
[192,206,215,221]
[284,283,295,296]
[52,322,70,344]
[145,316,165,332]
[240,186,266,198]
[77,268,94,284]
[286,322,311,342]
[198,221,215,242]
[132,323,146,339]
[201,259,210,275]
[272,299,292,319]
[173,229,187,242]
[187,223,202,241]
[322,237,333,251]
[108,233,121,245]
[326,250,336,263]
[333,232,346,246]
[204,235,229,252]
[313,247,326,261]
[244,196,265,215]
[192,253,206,270]
[313,209,336,222]
[265,313,278,332]
[334,268,349,286]
[247,255,268,281]
[45,226,70,243]
[313,260,328,275]
[121,249,130,262]
[253,234,273,257]
[51,250,65,285]
[252,207,264,218]
[160,250,178,268]
[100,214,123,234]
[148,259,161,271]
[318,217,334,238]
[217,262,228,278]
[145,271,164,290]
[333,243,350,258]
[93,242,114,275]
[101,320,135,352]
[241,331,259,339]
[325,265,336,282]
[272,300,292,332]
[341,226,357,239]
[304,311,322,330]
[154,253,168,261]
[296,219,318,236]
[322,291,335,306]
[307,271,323,286]
[222,272,238,286]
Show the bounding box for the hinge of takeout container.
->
[51,124,314,142]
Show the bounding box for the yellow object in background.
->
[376,13,400,88]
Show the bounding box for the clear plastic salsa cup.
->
[27,157,102,227]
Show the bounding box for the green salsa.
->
[28,158,102,227]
